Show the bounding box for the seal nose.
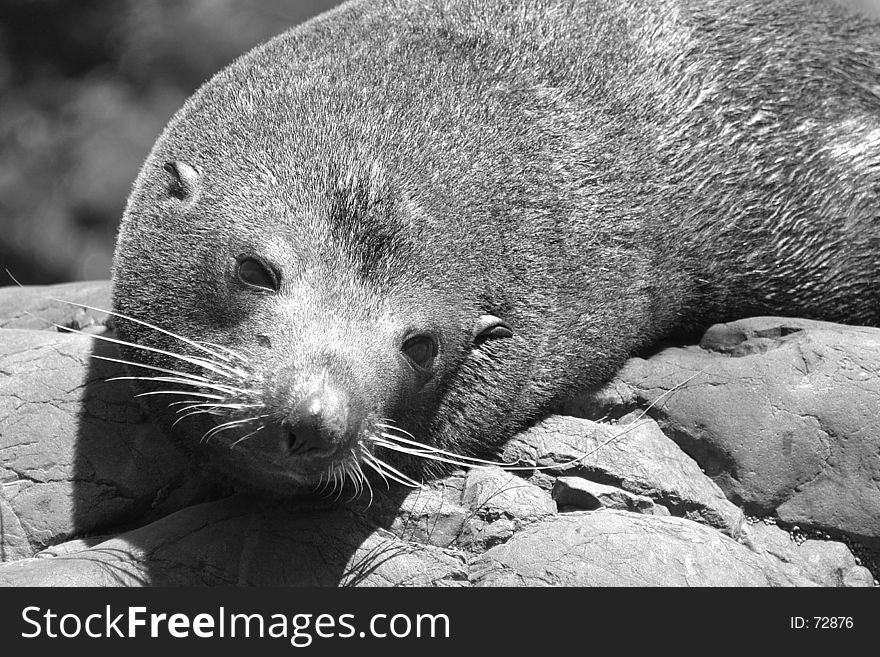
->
[281,387,349,458]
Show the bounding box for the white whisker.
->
[352,453,374,506]
[173,409,220,428]
[375,430,520,467]
[200,417,261,443]
[136,390,227,401]
[372,438,493,470]
[362,453,391,489]
[106,374,252,396]
[44,320,243,380]
[174,402,262,414]
[330,463,344,500]
[363,451,423,488]
[200,340,250,365]
[94,354,217,384]
[346,457,362,502]
[230,424,265,449]
[375,422,416,440]
[47,297,240,368]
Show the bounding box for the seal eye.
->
[402,334,436,370]
[237,257,279,291]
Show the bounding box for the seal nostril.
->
[281,415,331,457]
[281,417,308,455]
[281,425,300,455]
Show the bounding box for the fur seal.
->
[111,0,880,496]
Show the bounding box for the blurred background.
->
[0,0,342,286]
[0,0,878,287]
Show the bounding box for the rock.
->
[389,484,470,548]
[552,476,657,514]
[0,495,468,587]
[747,521,875,587]
[571,317,880,543]
[0,495,31,562]
[0,326,207,560]
[349,473,472,549]
[0,281,112,331]
[460,467,557,518]
[456,467,557,550]
[469,511,814,587]
[502,415,745,538]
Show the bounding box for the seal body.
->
[112,0,880,495]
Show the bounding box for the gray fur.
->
[112,0,880,494]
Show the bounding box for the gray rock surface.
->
[456,467,556,550]
[0,495,468,586]
[386,482,470,548]
[0,283,875,586]
[0,325,211,560]
[568,317,880,543]
[502,414,746,538]
[461,467,557,518]
[746,521,875,587]
[0,280,112,331]
[469,511,814,587]
[552,476,659,514]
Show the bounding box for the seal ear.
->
[162,161,199,201]
[473,314,513,344]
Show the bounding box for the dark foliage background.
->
[0,0,877,286]
[0,0,342,286]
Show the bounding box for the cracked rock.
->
[746,521,875,587]
[469,510,813,587]
[460,467,556,519]
[570,317,880,543]
[0,493,31,561]
[552,476,658,514]
[0,494,468,586]
[456,467,557,550]
[0,281,112,331]
[0,326,207,559]
[502,415,745,538]
[389,484,470,548]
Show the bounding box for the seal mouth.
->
[208,419,359,484]
[195,411,502,496]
